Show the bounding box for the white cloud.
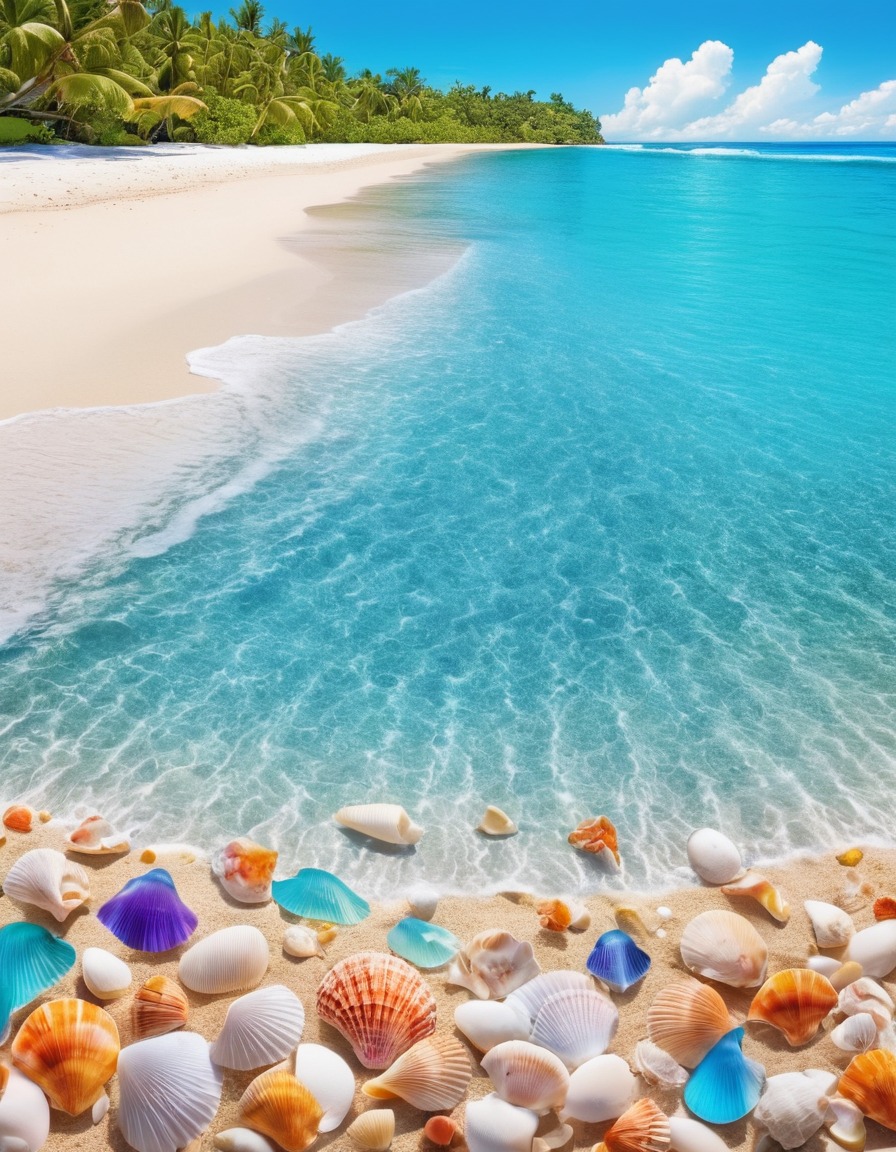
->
[765,79,896,137]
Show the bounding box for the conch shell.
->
[362,1033,471,1110]
[238,1069,322,1152]
[447,929,540,999]
[212,838,277,904]
[747,968,838,1046]
[567,815,620,866]
[721,872,790,922]
[2,848,90,922]
[478,806,518,836]
[333,803,422,846]
[594,1098,670,1152]
[66,815,129,855]
[679,909,768,988]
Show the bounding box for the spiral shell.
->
[679,909,768,988]
[238,1069,323,1152]
[363,1033,471,1111]
[481,1040,570,1114]
[179,925,269,995]
[747,968,838,1046]
[131,976,189,1040]
[646,978,732,1068]
[3,849,90,922]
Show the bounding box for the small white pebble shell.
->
[82,947,132,1000]
[686,828,743,885]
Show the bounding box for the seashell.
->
[845,920,896,979]
[875,897,896,922]
[210,985,304,1071]
[316,951,436,1069]
[386,918,459,968]
[179,926,269,994]
[633,1039,689,1087]
[747,967,838,1046]
[837,848,864,867]
[481,1039,569,1113]
[2,806,33,833]
[804,900,855,948]
[447,929,541,999]
[346,1110,395,1151]
[3,849,90,922]
[804,1068,839,1095]
[838,868,874,912]
[423,1115,458,1146]
[534,1117,574,1150]
[363,1033,471,1110]
[684,1026,765,1125]
[838,978,895,1029]
[212,838,277,904]
[283,925,325,959]
[506,970,593,1025]
[839,1047,896,1129]
[92,1093,110,1124]
[334,803,423,846]
[37,811,51,824]
[832,961,865,991]
[116,1031,224,1152]
[537,899,590,933]
[530,987,618,1069]
[721,872,790,922]
[478,806,518,836]
[82,947,131,1001]
[0,922,76,1035]
[825,1097,867,1152]
[686,828,742,885]
[97,868,197,953]
[293,1043,355,1133]
[807,954,840,977]
[559,1053,636,1124]
[406,883,439,922]
[646,978,732,1068]
[271,867,370,924]
[568,815,620,866]
[595,1098,670,1152]
[667,1116,728,1152]
[679,909,768,988]
[132,976,189,1040]
[831,1013,879,1054]
[454,998,531,1053]
[214,1130,278,1152]
[11,998,119,1115]
[615,905,662,939]
[138,843,201,865]
[464,1093,539,1152]
[753,1071,831,1149]
[0,1066,50,1152]
[238,1069,322,1152]
[586,929,650,993]
[66,815,129,855]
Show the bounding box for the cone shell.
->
[210,985,305,1071]
[2,806,33,833]
[179,925,269,994]
[0,1066,50,1152]
[478,806,518,836]
[560,1053,636,1124]
[600,1098,670,1152]
[646,978,732,1067]
[334,803,423,846]
[3,848,90,922]
[347,1110,395,1151]
[239,1069,323,1152]
[530,987,618,1070]
[679,909,768,988]
[447,929,541,999]
[11,998,119,1116]
[464,1093,539,1152]
[747,968,838,1046]
[454,998,531,1053]
[804,900,855,948]
[567,815,620,865]
[66,815,129,855]
[316,952,436,1069]
[753,1071,831,1149]
[721,872,790,922]
[481,1040,570,1114]
[132,975,189,1040]
[423,1115,458,1146]
[363,1033,471,1110]
[212,838,277,904]
[293,1043,355,1133]
[839,1048,896,1130]
[82,947,131,1001]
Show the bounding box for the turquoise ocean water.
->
[1,142,894,895]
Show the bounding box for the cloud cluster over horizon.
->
[601,41,896,141]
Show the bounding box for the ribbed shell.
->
[363,1034,471,1110]
[132,976,189,1040]
[97,869,197,953]
[346,1109,395,1151]
[586,929,651,993]
[481,1040,570,1114]
[179,925,269,995]
[838,1048,896,1130]
[464,1093,539,1152]
[334,804,423,846]
[0,922,76,1032]
[239,1069,323,1152]
[753,1072,830,1149]
[679,910,768,988]
[293,1043,356,1133]
[11,998,120,1115]
[831,1013,879,1054]
[601,1099,671,1152]
[683,1027,765,1126]
[447,929,541,999]
[3,849,90,922]
[506,970,593,1025]
[210,985,305,1071]
[386,918,459,969]
[646,978,731,1068]
[316,952,437,1069]
[271,868,370,925]
[747,968,838,1046]
[531,987,618,1070]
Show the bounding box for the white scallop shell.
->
[845,920,896,979]
[179,926,269,995]
[559,1053,636,1124]
[82,947,132,1000]
[293,1043,355,1133]
[679,909,768,988]
[334,804,423,846]
[363,1034,471,1112]
[464,1093,539,1152]
[448,930,541,999]
[3,848,90,922]
[505,970,593,1025]
[210,985,305,1071]
[633,1039,689,1087]
[406,883,439,922]
[478,806,518,836]
[530,987,618,1070]
[213,1130,278,1152]
[0,1067,51,1152]
[804,900,855,948]
[838,977,894,1028]
[481,1040,569,1114]
[117,1032,224,1152]
[753,1071,830,1149]
[454,999,531,1053]
[668,1116,729,1152]
[346,1109,395,1151]
[686,828,742,885]
[282,925,324,959]
[830,1012,879,1053]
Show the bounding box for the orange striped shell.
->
[747,968,838,1046]
[839,1048,896,1130]
[646,977,732,1067]
[239,1069,323,1152]
[598,1099,670,1152]
[131,976,189,1040]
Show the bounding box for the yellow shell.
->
[646,977,732,1067]
[239,1069,323,1152]
[11,998,119,1115]
[837,848,864,867]
[839,1048,896,1130]
[747,968,839,1046]
[346,1109,396,1151]
[131,976,189,1040]
[597,1098,670,1152]
[362,1033,471,1110]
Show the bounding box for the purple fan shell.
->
[97,868,198,952]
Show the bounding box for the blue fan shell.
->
[684,1026,765,1124]
[585,929,651,992]
[97,867,198,952]
[0,922,76,1034]
[271,867,370,925]
[387,918,459,968]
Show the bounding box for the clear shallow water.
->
[2,143,895,896]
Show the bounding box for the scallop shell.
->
[447,929,541,999]
[97,868,197,953]
[679,909,768,988]
[116,1031,224,1152]
[721,872,790,922]
[363,1033,471,1110]
[271,867,370,925]
[831,1013,879,1054]
[646,977,732,1068]
[633,1040,689,1087]
[597,1098,670,1152]
[530,987,618,1070]
[747,968,838,1046]
[803,900,855,947]
[0,1066,50,1152]
[2,806,34,833]
[505,970,593,1025]
[586,929,651,993]
[66,815,129,855]
[334,804,423,846]
[3,849,90,922]
[845,921,896,979]
[423,1115,458,1146]
[686,829,742,885]
[753,1071,832,1149]
[559,1053,636,1124]
[292,1043,355,1133]
[386,918,459,969]
[478,806,518,836]
[0,922,76,1035]
[838,978,895,1029]
[212,838,277,904]
[875,897,896,922]
[179,925,269,994]
[481,1040,570,1114]
[567,815,620,866]
[838,1048,896,1130]
[667,1116,728,1152]
[11,998,119,1116]
[239,1069,323,1152]
[213,1130,278,1152]
[82,948,131,1001]
[210,985,304,1071]
[464,1093,539,1152]
[316,952,437,1069]
[825,1097,867,1152]
[454,998,531,1053]
[132,976,189,1040]
[346,1110,395,1151]
[684,1027,765,1125]
[283,925,325,959]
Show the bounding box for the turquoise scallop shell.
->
[387,918,460,968]
[271,867,370,924]
[0,922,76,1034]
[684,1026,765,1124]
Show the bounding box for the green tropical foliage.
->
[0,0,603,145]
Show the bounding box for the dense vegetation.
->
[0,0,602,146]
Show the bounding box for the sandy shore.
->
[0,817,894,1151]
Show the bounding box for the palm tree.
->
[348,69,393,123]
[228,0,262,34]
[319,52,344,84]
[384,66,425,120]
[147,5,194,90]
[284,23,312,56]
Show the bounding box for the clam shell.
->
[686,828,742,885]
[679,909,768,988]
[210,986,305,1071]
[271,868,370,925]
[464,1093,539,1152]
[478,806,518,836]
[0,1066,50,1152]
[845,921,896,979]
[530,987,618,1070]
[454,998,531,1053]
[831,1013,880,1054]
[559,1053,636,1124]
[423,1115,458,1146]
[334,804,423,846]
[346,1110,395,1151]
[683,1026,765,1125]
[212,839,277,904]
[66,815,129,855]
[0,922,76,1035]
[447,929,541,999]
[283,925,325,959]
[753,1071,831,1149]
[599,1098,670,1152]
[293,1043,355,1133]
[838,977,895,1029]
[646,978,732,1068]
[316,952,437,1069]
[747,968,838,1046]
[804,900,855,948]
[131,976,189,1040]
[363,1034,471,1110]
[97,868,197,953]
[633,1039,689,1087]
[839,1047,896,1130]
[667,1116,731,1152]
[721,872,790,922]
[506,970,593,1025]
[213,1130,278,1152]
[481,1040,569,1114]
[117,1031,224,1152]
[179,926,269,995]
[238,1069,323,1152]
[3,848,90,922]
[82,948,131,1001]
